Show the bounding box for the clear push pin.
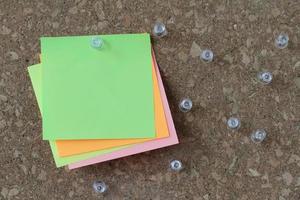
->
[200,49,214,62]
[93,181,107,193]
[227,117,241,130]
[170,160,183,172]
[153,22,167,38]
[257,71,273,84]
[179,98,192,112]
[275,33,289,49]
[91,37,104,49]
[250,129,267,143]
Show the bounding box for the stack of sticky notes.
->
[27,33,178,169]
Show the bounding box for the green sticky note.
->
[28,64,130,167]
[41,33,155,140]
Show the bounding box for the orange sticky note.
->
[56,60,169,157]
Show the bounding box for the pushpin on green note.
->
[91,37,104,49]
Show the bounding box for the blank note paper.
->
[41,34,155,140]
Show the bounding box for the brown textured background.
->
[1,0,300,199]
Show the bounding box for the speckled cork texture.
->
[0,0,300,199]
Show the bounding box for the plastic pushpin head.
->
[200,49,214,62]
[179,98,192,112]
[170,160,183,172]
[257,71,273,84]
[227,117,241,129]
[91,37,104,49]
[250,129,267,143]
[153,22,167,37]
[275,33,289,49]
[93,181,107,193]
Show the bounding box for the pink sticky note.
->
[68,52,178,169]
